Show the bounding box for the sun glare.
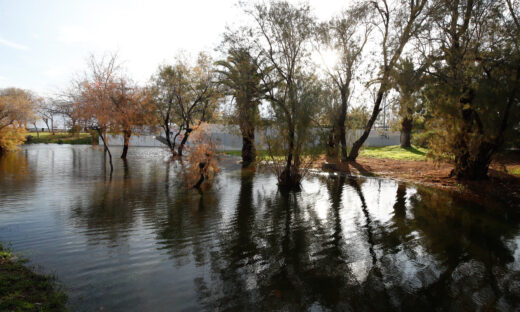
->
[314,48,340,71]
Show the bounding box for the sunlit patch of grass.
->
[25,132,92,145]
[359,145,428,161]
[221,150,276,161]
[222,145,429,162]
[508,166,520,176]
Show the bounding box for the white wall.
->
[101,126,401,150]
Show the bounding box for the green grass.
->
[220,150,293,162]
[0,243,68,311]
[25,132,92,145]
[509,167,520,175]
[221,150,269,158]
[222,145,429,162]
[359,145,428,161]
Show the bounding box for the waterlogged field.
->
[0,145,519,311]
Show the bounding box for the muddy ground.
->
[317,154,520,211]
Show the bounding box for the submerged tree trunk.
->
[400,117,412,148]
[97,129,113,175]
[163,118,177,155]
[338,89,348,161]
[241,127,256,167]
[121,130,131,159]
[193,161,207,190]
[326,125,337,157]
[278,119,301,188]
[177,128,192,157]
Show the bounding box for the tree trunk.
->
[193,161,208,190]
[278,121,300,187]
[177,128,192,156]
[451,142,494,179]
[338,89,348,161]
[348,89,385,161]
[400,117,412,148]
[98,129,113,175]
[33,123,40,138]
[450,90,492,180]
[326,125,337,157]
[164,119,176,154]
[72,120,79,137]
[121,130,131,159]
[241,127,256,167]
[43,119,51,133]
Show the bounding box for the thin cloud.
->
[0,36,28,50]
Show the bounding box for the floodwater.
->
[0,145,519,311]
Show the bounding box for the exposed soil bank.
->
[318,155,520,211]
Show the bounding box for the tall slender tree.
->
[216,48,265,167]
[347,0,428,161]
[390,58,427,147]
[319,4,371,161]
[245,0,319,187]
[77,54,122,174]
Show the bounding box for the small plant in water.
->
[182,123,220,190]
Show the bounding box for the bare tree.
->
[77,54,122,174]
[38,99,58,134]
[151,52,221,157]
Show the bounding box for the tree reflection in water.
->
[55,149,520,311]
[189,171,520,311]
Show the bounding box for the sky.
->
[0,0,347,97]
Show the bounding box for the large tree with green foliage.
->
[216,48,265,167]
[391,58,427,147]
[425,0,520,179]
[245,0,320,187]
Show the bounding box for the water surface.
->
[0,145,519,311]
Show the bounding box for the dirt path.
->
[317,155,520,210]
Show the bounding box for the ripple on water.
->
[0,145,519,311]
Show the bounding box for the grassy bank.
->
[221,150,269,158]
[25,132,93,145]
[359,145,428,161]
[0,243,67,311]
[222,145,428,161]
[508,166,520,176]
